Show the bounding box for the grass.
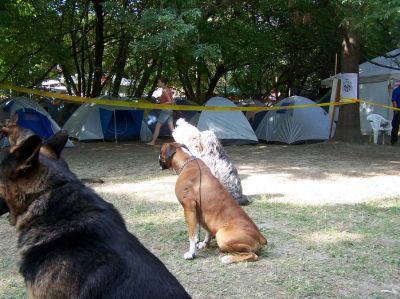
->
[1,196,399,299]
[0,142,399,298]
[119,196,400,298]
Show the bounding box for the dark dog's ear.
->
[45,130,69,159]
[9,135,42,174]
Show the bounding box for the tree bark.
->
[111,33,130,97]
[29,64,57,88]
[334,21,363,143]
[86,58,93,96]
[60,65,78,95]
[134,58,158,98]
[174,54,195,101]
[90,0,105,97]
[71,31,82,95]
[146,60,164,100]
[204,64,228,102]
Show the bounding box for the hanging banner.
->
[340,73,358,100]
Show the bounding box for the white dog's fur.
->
[172,119,249,205]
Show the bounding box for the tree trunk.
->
[134,58,158,98]
[174,54,195,101]
[29,64,56,88]
[90,0,105,97]
[86,58,93,96]
[334,21,363,143]
[204,64,228,102]
[60,65,78,95]
[111,33,130,97]
[71,31,82,95]
[146,60,164,100]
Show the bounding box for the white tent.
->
[0,96,73,147]
[63,103,144,141]
[321,48,400,134]
[197,96,258,145]
[255,96,333,144]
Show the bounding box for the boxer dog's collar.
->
[176,156,198,175]
[159,143,192,171]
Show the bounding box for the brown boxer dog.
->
[159,142,267,264]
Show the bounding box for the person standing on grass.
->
[391,81,400,145]
[146,76,174,146]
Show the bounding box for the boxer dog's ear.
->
[165,143,178,161]
[159,143,174,170]
[159,143,180,170]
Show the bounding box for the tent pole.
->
[329,79,341,141]
[114,109,117,143]
[334,53,338,75]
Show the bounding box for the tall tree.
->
[334,20,362,142]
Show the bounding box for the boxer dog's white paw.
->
[221,255,234,264]
[196,241,208,250]
[184,251,196,260]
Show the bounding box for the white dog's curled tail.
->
[176,118,188,127]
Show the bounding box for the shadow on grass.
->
[1,196,399,299]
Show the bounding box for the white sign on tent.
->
[340,73,358,100]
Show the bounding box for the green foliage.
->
[0,0,398,99]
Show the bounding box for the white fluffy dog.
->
[172,118,249,205]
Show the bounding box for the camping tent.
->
[63,103,143,141]
[0,96,73,146]
[237,99,268,131]
[255,96,333,144]
[321,48,400,134]
[144,97,200,137]
[197,96,258,145]
[39,98,79,126]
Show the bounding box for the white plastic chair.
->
[367,114,392,144]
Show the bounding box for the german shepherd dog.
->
[0,121,70,217]
[0,134,191,299]
[0,114,34,146]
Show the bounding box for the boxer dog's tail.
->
[220,252,259,264]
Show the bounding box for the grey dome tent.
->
[197,96,258,145]
[255,96,334,144]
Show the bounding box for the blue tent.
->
[99,108,143,141]
[15,108,54,140]
[0,97,73,146]
[63,103,143,141]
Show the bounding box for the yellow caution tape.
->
[0,83,397,111]
[345,97,400,111]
